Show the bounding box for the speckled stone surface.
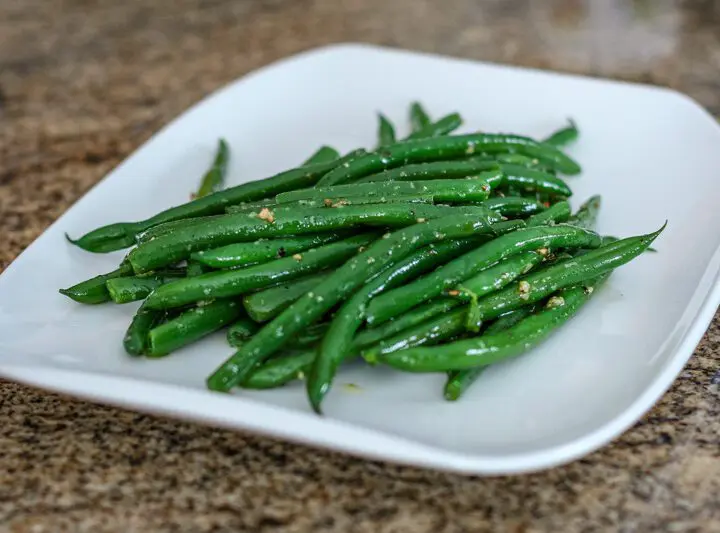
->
[1,1,720,531]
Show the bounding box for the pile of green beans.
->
[60,102,664,413]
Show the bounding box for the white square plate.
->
[2,44,720,475]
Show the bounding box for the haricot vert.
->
[57,107,665,414]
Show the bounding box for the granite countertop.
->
[1,1,719,531]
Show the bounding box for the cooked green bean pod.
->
[443,305,537,401]
[192,233,348,269]
[317,133,581,186]
[378,276,607,372]
[409,102,431,132]
[543,119,579,148]
[567,195,601,229]
[405,113,463,140]
[227,195,436,213]
[106,272,185,304]
[355,160,501,184]
[354,251,542,348]
[527,201,571,227]
[144,233,378,309]
[242,350,317,389]
[356,159,571,198]
[481,197,546,218]
[59,261,134,304]
[363,308,469,360]
[195,139,229,198]
[123,304,165,356]
[147,300,243,358]
[276,179,492,205]
[128,203,497,273]
[373,224,662,345]
[377,114,396,147]
[206,211,503,392]
[307,237,492,412]
[366,224,601,326]
[67,150,365,253]
[243,272,327,322]
[303,146,340,165]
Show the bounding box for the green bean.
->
[59,261,134,304]
[354,300,455,349]
[276,179,492,205]
[410,102,431,132]
[144,233,378,310]
[227,195,436,213]
[543,119,579,148]
[391,224,664,341]
[136,214,230,244]
[443,306,537,401]
[243,272,327,322]
[527,201,572,227]
[362,248,569,345]
[567,195,601,229]
[482,197,546,218]
[493,165,572,198]
[67,150,365,253]
[602,235,657,253]
[377,113,396,147]
[405,113,463,140]
[444,367,487,401]
[355,160,501,184]
[294,322,330,348]
[307,237,491,413]
[303,146,340,165]
[356,160,571,199]
[123,304,165,356]
[206,211,504,392]
[355,250,542,347]
[106,272,185,304]
[236,233,563,394]
[195,139,229,198]
[377,276,607,372]
[186,260,208,277]
[296,194,436,207]
[191,233,348,269]
[363,307,468,361]
[65,232,137,253]
[316,133,581,186]
[485,306,539,334]
[221,199,278,215]
[147,300,243,358]
[454,251,545,302]
[128,203,497,273]
[227,315,261,347]
[366,224,600,326]
[242,350,317,389]
[490,153,549,168]
[364,233,616,342]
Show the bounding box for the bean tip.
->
[361,350,379,365]
[643,221,668,247]
[652,220,668,238]
[206,369,233,393]
[443,389,460,402]
[309,400,324,416]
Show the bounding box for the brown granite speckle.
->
[2,1,720,531]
